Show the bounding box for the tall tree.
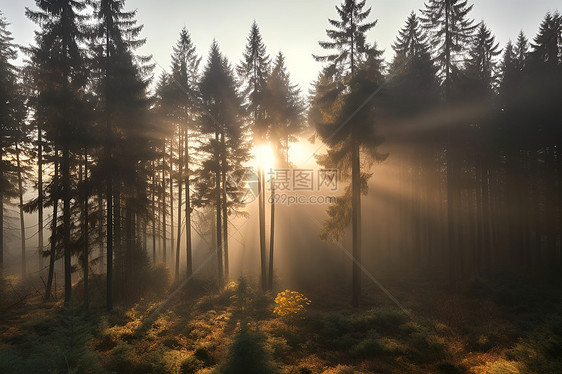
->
[312,0,385,307]
[0,12,23,272]
[421,0,477,98]
[156,27,200,282]
[197,41,248,286]
[237,22,270,290]
[91,0,154,308]
[389,11,439,114]
[27,0,89,305]
[264,52,305,290]
[421,0,476,286]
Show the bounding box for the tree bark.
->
[16,143,26,278]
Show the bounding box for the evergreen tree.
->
[91,0,155,308]
[421,0,476,286]
[529,12,561,67]
[237,22,270,290]
[26,0,89,305]
[156,27,200,282]
[264,52,305,290]
[312,0,385,307]
[461,22,501,99]
[421,0,477,98]
[389,11,439,114]
[197,42,249,286]
[0,12,24,272]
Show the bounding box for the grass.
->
[1,274,561,373]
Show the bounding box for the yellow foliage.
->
[273,290,311,320]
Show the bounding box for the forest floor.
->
[1,271,561,374]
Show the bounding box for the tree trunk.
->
[83,148,89,308]
[46,149,59,301]
[268,175,275,290]
[62,142,71,306]
[0,146,4,270]
[151,161,156,265]
[258,165,266,291]
[161,160,167,265]
[351,135,361,307]
[16,143,26,278]
[185,130,192,278]
[38,123,44,271]
[175,130,183,282]
[221,133,229,280]
[216,132,224,286]
[169,140,175,274]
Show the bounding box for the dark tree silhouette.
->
[312,0,385,307]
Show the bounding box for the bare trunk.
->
[221,133,229,280]
[185,130,192,277]
[46,149,59,301]
[16,143,26,278]
[38,124,44,271]
[351,135,361,307]
[268,175,275,290]
[175,130,183,282]
[216,132,224,286]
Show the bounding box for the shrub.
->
[180,356,204,374]
[273,290,311,322]
[217,325,279,374]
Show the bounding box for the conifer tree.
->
[389,11,439,114]
[462,22,501,98]
[26,0,89,305]
[421,0,477,97]
[91,0,154,308]
[421,0,476,286]
[197,42,249,285]
[264,52,305,290]
[312,0,385,307]
[0,12,25,273]
[237,22,270,290]
[156,27,200,281]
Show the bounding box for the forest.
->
[1,0,562,373]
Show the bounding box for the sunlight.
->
[255,143,275,171]
[288,140,313,166]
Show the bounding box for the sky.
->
[1,0,560,92]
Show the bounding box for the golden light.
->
[288,140,313,166]
[255,143,275,171]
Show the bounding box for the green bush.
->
[181,356,204,374]
[349,329,388,358]
[216,325,279,374]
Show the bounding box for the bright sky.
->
[2,0,560,92]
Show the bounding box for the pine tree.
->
[156,27,200,281]
[26,0,90,305]
[312,0,385,307]
[91,0,155,308]
[264,52,305,290]
[389,11,439,114]
[421,0,476,286]
[421,0,477,98]
[0,12,24,273]
[197,41,249,286]
[237,22,270,290]
[462,22,501,98]
[529,12,561,67]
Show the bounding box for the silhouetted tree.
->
[26,0,89,305]
[237,22,271,290]
[0,12,24,273]
[197,42,249,286]
[312,0,386,307]
[264,52,305,290]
